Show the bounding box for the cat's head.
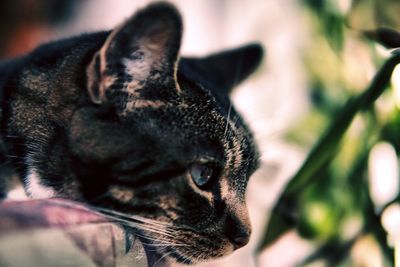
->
[14,2,263,265]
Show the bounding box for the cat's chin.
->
[139,232,235,266]
[168,244,234,265]
[159,238,234,266]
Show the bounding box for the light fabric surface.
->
[0,199,148,267]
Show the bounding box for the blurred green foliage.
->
[258,0,400,266]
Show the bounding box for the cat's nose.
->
[229,232,250,249]
[225,214,251,249]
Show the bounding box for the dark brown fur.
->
[0,3,263,265]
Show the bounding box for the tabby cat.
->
[0,2,263,265]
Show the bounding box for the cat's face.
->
[12,3,262,265]
[69,79,259,263]
[69,81,259,263]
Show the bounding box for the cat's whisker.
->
[185,250,199,264]
[129,235,169,250]
[232,114,239,126]
[3,135,19,139]
[146,242,189,249]
[130,215,172,227]
[118,220,172,235]
[225,114,239,146]
[129,231,190,257]
[99,212,178,239]
[232,51,244,89]
[153,250,173,267]
[109,217,175,237]
[135,237,188,249]
[5,155,19,159]
[223,103,232,143]
[94,206,174,228]
[116,219,192,250]
[175,249,193,265]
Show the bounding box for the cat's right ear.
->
[86,2,182,105]
[179,44,263,95]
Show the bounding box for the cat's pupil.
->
[190,163,214,187]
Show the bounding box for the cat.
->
[0,2,263,265]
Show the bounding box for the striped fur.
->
[0,2,263,265]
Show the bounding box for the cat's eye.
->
[190,163,216,188]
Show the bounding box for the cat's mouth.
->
[140,227,235,265]
[93,206,237,264]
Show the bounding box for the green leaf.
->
[257,50,400,252]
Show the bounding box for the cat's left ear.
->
[179,44,263,94]
[87,3,182,104]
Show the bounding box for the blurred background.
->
[1,0,400,266]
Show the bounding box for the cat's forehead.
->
[118,87,257,172]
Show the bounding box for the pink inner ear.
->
[85,2,183,106]
[86,24,175,105]
[86,53,104,104]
